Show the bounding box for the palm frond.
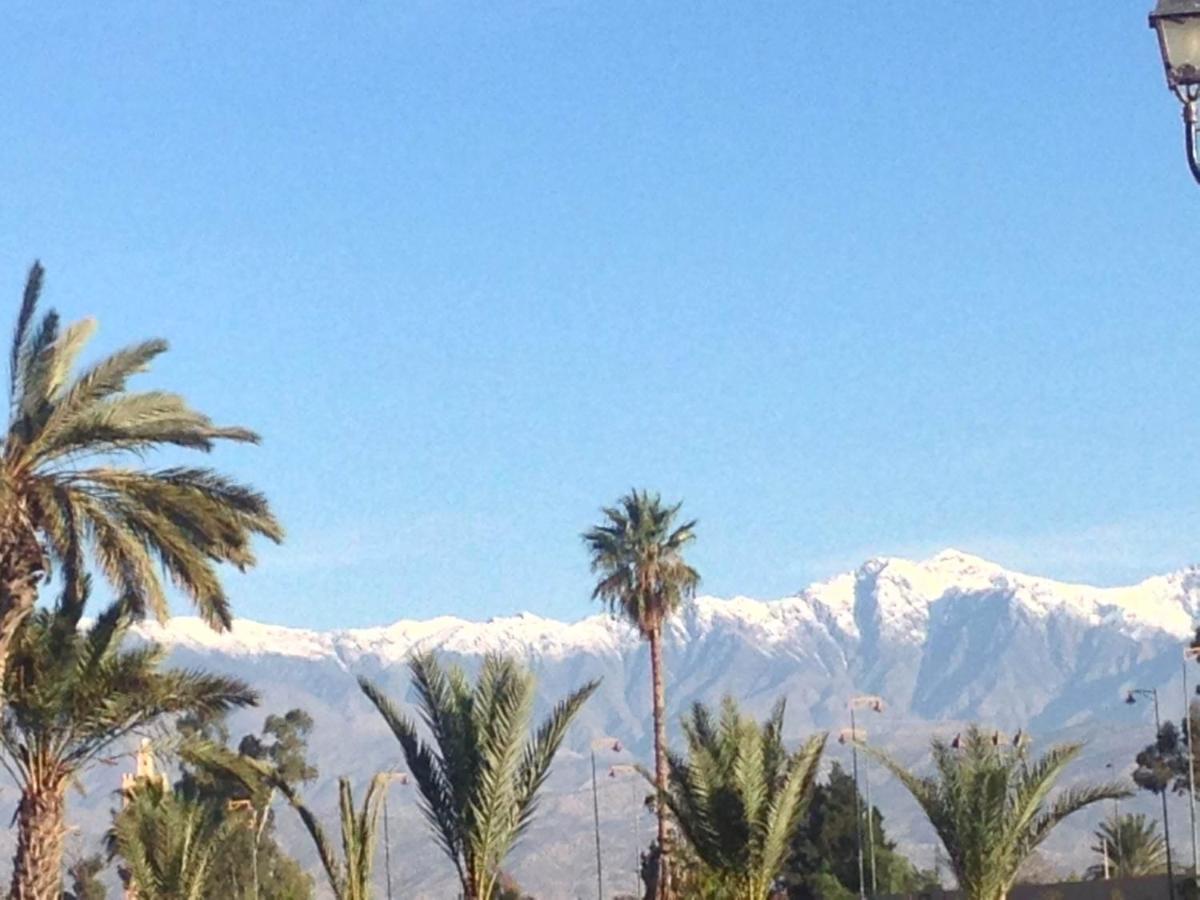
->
[358,676,463,870]
[515,677,600,838]
[583,489,699,633]
[663,696,824,899]
[276,778,348,898]
[9,261,43,409]
[0,264,279,641]
[362,654,595,900]
[866,725,1128,898]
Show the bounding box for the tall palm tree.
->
[110,779,230,900]
[868,725,1130,900]
[1087,812,1168,879]
[275,775,390,900]
[1,598,257,899]
[0,262,283,694]
[660,697,825,900]
[583,489,698,900]
[359,652,599,900]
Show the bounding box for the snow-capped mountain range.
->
[8,550,1200,897]
[133,548,1200,736]
[135,547,1200,668]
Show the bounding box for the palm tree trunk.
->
[648,624,672,900]
[10,782,67,900]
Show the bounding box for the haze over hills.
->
[7,549,1199,897]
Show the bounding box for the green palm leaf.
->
[110,779,230,900]
[360,652,597,900]
[0,262,281,694]
[866,725,1131,900]
[657,695,825,900]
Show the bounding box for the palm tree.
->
[110,779,230,900]
[1087,812,1168,879]
[358,652,599,900]
[63,854,107,900]
[583,489,698,899]
[274,775,390,900]
[1,599,257,899]
[660,697,825,900]
[0,262,283,695]
[868,725,1130,900]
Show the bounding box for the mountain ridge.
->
[132,548,1200,660]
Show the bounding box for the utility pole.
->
[592,749,604,900]
[1106,762,1123,878]
[863,756,877,895]
[589,738,625,900]
[1184,650,1200,888]
[849,704,865,900]
[384,796,393,900]
[845,695,884,900]
[1128,688,1176,900]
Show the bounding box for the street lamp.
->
[1128,687,1177,899]
[609,763,644,899]
[1149,0,1200,182]
[1105,762,1123,878]
[382,771,410,900]
[590,738,625,900]
[1184,647,1200,886]
[842,695,884,900]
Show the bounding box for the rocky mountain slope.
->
[5,550,1198,897]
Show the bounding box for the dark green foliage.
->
[175,708,318,900]
[62,853,106,900]
[660,697,825,899]
[1131,709,1200,805]
[179,722,373,900]
[240,710,319,788]
[1,599,256,896]
[783,762,934,899]
[2,604,256,782]
[110,779,229,899]
[1133,718,1185,796]
[1086,813,1168,879]
[638,839,735,900]
[1132,628,1200,803]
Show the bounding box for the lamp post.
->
[1128,688,1176,899]
[590,738,624,900]
[382,771,410,900]
[843,695,884,899]
[1184,647,1200,886]
[1106,762,1123,878]
[1149,0,1200,183]
[610,763,644,899]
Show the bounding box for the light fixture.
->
[1150,0,1200,182]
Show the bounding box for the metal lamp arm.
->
[1183,100,1200,184]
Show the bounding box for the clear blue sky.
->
[2,2,1198,629]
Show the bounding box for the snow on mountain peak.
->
[133,551,1200,663]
